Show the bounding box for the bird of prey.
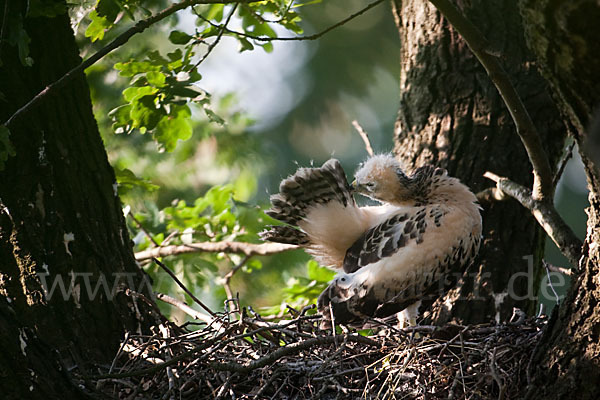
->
[261,154,482,328]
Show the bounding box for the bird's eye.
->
[365,182,375,189]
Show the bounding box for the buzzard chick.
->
[261,154,482,327]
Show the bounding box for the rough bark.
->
[0,4,156,398]
[391,0,566,325]
[518,1,600,398]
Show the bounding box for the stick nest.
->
[81,309,545,399]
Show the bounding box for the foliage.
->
[261,260,335,316]
[2,0,399,321]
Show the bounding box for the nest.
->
[81,308,545,399]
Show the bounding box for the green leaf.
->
[115,60,160,77]
[85,10,112,42]
[130,95,163,130]
[203,105,225,125]
[114,167,159,193]
[153,105,193,152]
[122,85,157,102]
[206,4,224,22]
[262,42,274,53]
[0,126,16,171]
[237,37,254,52]
[169,30,193,45]
[96,0,121,21]
[146,71,166,88]
[307,260,335,283]
[243,258,263,273]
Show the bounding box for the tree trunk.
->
[391,0,566,324]
[518,1,600,398]
[0,4,156,398]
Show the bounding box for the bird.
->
[260,154,482,328]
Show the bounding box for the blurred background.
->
[73,0,587,323]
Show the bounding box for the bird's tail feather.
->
[265,159,354,227]
[259,225,309,245]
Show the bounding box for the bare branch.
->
[152,258,216,317]
[135,241,296,260]
[222,254,251,302]
[428,0,554,200]
[156,292,216,323]
[191,3,239,70]
[543,261,573,277]
[128,212,160,247]
[352,120,374,157]
[484,171,582,267]
[553,141,576,187]
[3,0,262,128]
[194,0,386,42]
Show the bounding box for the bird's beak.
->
[351,180,358,190]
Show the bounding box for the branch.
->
[352,120,374,157]
[156,292,216,323]
[191,3,239,70]
[135,241,296,260]
[208,334,380,373]
[194,0,386,42]
[428,0,554,200]
[152,258,216,317]
[3,0,260,128]
[223,254,250,302]
[484,171,582,267]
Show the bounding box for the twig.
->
[476,187,507,204]
[152,257,216,317]
[428,0,553,200]
[208,334,380,373]
[108,332,130,374]
[553,141,576,187]
[484,171,582,267]
[156,292,216,323]
[194,0,386,42]
[191,3,238,70]
[543,261,561,304]
[489,347,506,400]
[3,0,262,128]
[543,261,573,276]
[223,254,251,302]
[128,213,160,247]
[352,120,374,157]
[135,241,296,260]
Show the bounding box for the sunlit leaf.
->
[153,105,193,152]
[85,10,111,42]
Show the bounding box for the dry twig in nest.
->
[79,309,546,399]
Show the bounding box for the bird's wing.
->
[264,159,354,226]
[318,205,481,325]
[261,159,372,267]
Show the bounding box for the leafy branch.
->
[2,0,261,128]
[194,0,386,42]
